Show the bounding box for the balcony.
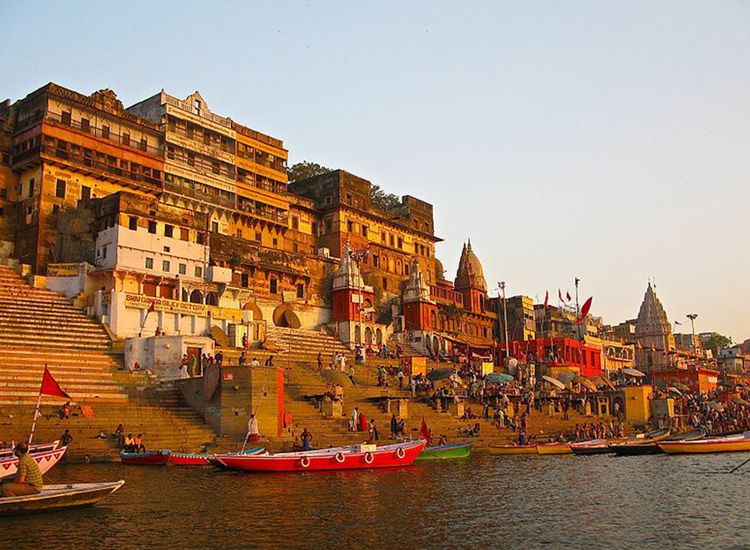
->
[164,178,235,210]
[236,199,288,225]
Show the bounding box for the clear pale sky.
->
[1,1,748,341]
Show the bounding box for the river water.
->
[2,452,750,549]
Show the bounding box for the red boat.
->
[170,447,265,466]
[213,440,426,473]
[0,446,68,480]
[120,450,171,465]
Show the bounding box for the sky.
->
[1,1,748,341]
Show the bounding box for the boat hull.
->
[488,445,537,455]
[658,434,750,454]
[0,446,68,480]
[415,442,473,461]
[608,443,662,456]
[214,441,425,472]
[0,481,125,516]
[537,443,573,455]
[120,450,171,465]
[570,440,612,455]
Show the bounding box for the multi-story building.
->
[501,295,536,342]
[0,100,18,256]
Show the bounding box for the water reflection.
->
[2,453,750,549]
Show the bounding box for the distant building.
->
[634,283,675,370]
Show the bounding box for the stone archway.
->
[376,328,383,345]
[365,326,373,345]
[206,292,219,306]
[242,301,263,321]
[189,289,203,304]
[354,325,362,344]
[272,303,301,328]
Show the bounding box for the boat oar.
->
[729,456,750,474]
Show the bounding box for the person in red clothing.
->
[358,410,368,432]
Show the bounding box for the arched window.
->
[189,290,203,304]
[354,325,362,344]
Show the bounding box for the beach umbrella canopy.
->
[573,375,597,392]
[622,368,646,378]
[673,382,691,392]
[542,375,566,390]
[557,370,576,384]
[426,368,455,381]
[486,373,514,385]
[592,375,616,391]
[706,401,725,412]
[667,387,683,396]
[320,369,353,387]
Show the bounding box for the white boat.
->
[0,441,60,459]
[0,446,68,480]
[0,480,125,516]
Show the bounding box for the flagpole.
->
[28,369,45,445]
[574,278,581,342]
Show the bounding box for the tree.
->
[288,161,331,182]
[370,185,401,212]
[702,333,733,356]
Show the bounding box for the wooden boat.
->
[608,430,672,456]
[170,447,265,466]
[0,440,60,459]
[213,440,426,472]
[0,480,125,516]
[658,431,750,454]
[415,441,473,461]
[569,439,611,455]
[0,446,68,480]
[487,444,537,455]
[537,442,573,455]
[120,449,171,465]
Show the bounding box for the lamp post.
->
[499,281,509,363]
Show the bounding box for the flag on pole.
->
[575,297,593,325]
[40,366,70,399]
[543,290,549,309]
[420,418,433,446]
[147,301,156,313]
[558,289,564,302]
[566,291,572,302]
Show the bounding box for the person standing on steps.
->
[350,407,359,431]
[301,427,313,451]
[358,410,369,432]
[348,365,356,385]
[247,414,260,443]
[317,352,323,373]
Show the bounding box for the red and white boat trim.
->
[0,446,68,480]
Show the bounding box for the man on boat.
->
[301,427,313,451]
[1,443,43,497]
[247,414,260,442]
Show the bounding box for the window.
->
[28,178,35,196]
[362,225,368,238]
[212,161,220,175]
[312,222,318,235]
[163,246,170,253]
[211,221,219,233]
[272,238,278,248]
[296,283,305,299]
[194,266,203,278]
[196,232,205,245]
[292,243,298,253]
[164,224,174,238]
[383,277,388,290]
[241,273,249,287]
[148,220,157,234]
[325,196,332,205]
[101,245,107,259]
[381,231,386,242]
[129,216,138,230]
[55,179,66,199]
[61,111,71,125]
[180,228,189,241]
[255,231,261,242]
[269,279,278,294]
[187,151,195,166]
[80,118,90,133]
[291,216,299,230]
[102,125,110,139]
[372,255,379,268]
[324,219,332,233]
[345,193,352,204]
[347,220,353,232]
[52,204,59,214]
[145,257,154,269]
[140,138,147,152]
[389,235,395,247]
[194,99,201,116]
[397,237,403,249]
[122,132,130,147]
[81,186,91,201]
[179,263,187,275]
[162,260,170,272]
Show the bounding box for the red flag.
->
[420,418,432,446]
[543,291,549,309]
[40,367,70,399]
[566,291,572,302]
[575,297,593,325]
[147,301,156,313]
[558,289,563,302]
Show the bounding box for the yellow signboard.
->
[47,263,80,277]
[123,293,242,322]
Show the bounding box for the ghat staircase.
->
[0,264,217,459]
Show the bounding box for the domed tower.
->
[454,240,488,314]
[402,260,437,331]
[635,283,675,370]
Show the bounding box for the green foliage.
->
[288,161,331,182]
[370,185,401,212]
[703,333,733,354]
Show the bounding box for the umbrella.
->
[592,375,616,391]
[706,401,725,412]
[320,369,353,387]
[426,368,455,382]
[732,397,750,407]
[622,368,646,378]
[667,387,682,396]
[673,382,691,392]
[486,373,514,385]
[542,375,566,390]
[573,375,597,392]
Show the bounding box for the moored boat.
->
[0,446,68,480]
[487,444,537,455]
[658,431,750,454]
[608,429,672,456]
[0,440,60,459]
[537,442,573,455]
[569,439,611,455]
[213,440,425,472]
[170,447,265,466]
[0,480,125,516]
[415,441,473,461]
[120,449,171,465]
